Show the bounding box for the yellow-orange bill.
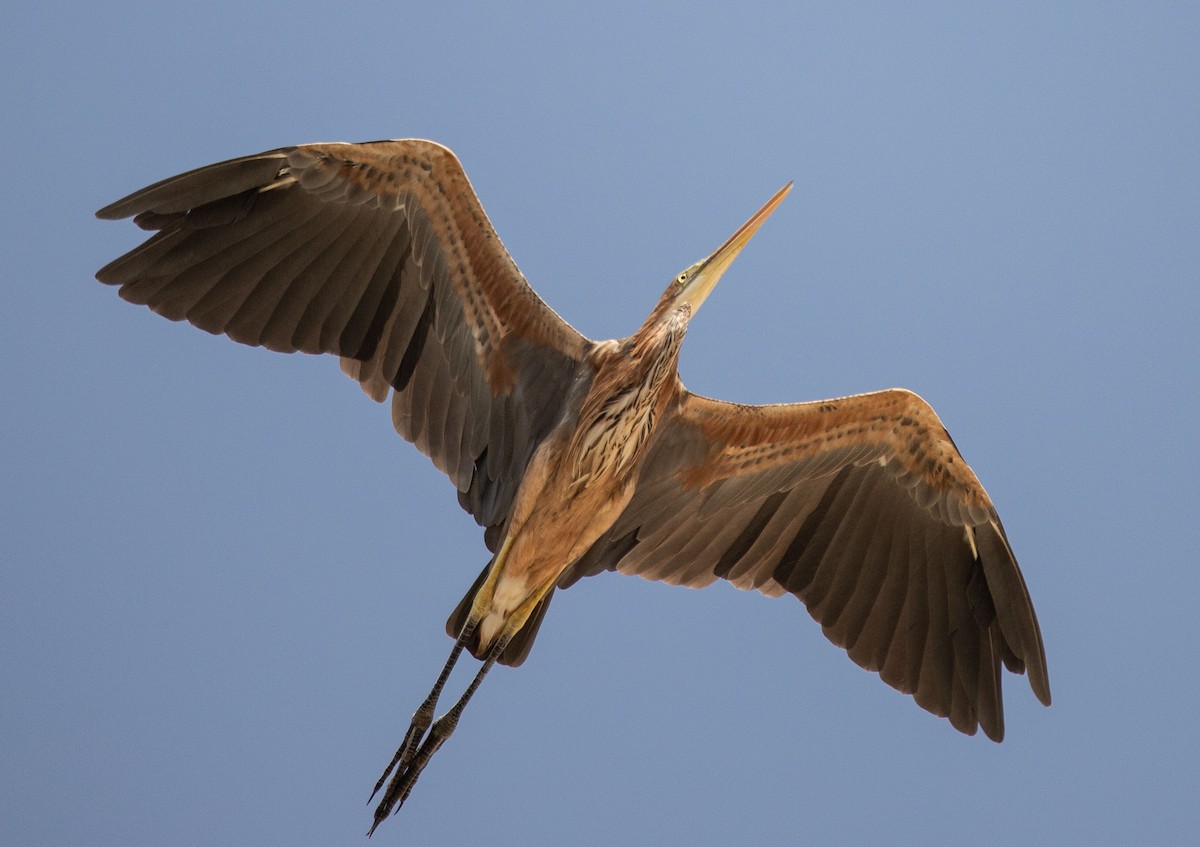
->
[681,181,793,310]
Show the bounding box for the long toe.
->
[369,695,440,802]
[372,714,459,824]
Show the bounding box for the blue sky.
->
[4,3,1197,845]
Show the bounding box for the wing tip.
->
[1029,661,1053,707]
[95,200,132,220]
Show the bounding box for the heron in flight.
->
[96,139,1050,834]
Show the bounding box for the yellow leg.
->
[465,535,512,625]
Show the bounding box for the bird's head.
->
[656,181,793,322]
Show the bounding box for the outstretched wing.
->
[97,139,593,538]
[564,386,1050,740]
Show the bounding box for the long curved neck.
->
[569,309,690,486]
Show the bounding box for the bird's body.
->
[475,330,681,653]
[96,138,1050,833]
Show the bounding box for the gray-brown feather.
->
[560,389,1050,741]
[96,141,589,545]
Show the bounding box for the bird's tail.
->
[444,561,555,668]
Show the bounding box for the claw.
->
[369,694,437,803]
[372,712,458,826]
[366,625,503,834]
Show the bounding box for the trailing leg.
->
[368,636,508,835]
[368,618,477,805]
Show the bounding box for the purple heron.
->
[96,139,1050,833]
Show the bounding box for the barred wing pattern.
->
[564,387,1050,740]
[96,140,592,540]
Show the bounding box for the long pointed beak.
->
[680,181,793,311]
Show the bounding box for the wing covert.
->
[564,386,1050,740]
[97,139,593,538]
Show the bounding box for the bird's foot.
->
[366,625,498,835]
[368,693,438,806]
[368,710,460,836]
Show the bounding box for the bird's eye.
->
[675,272,688,286]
